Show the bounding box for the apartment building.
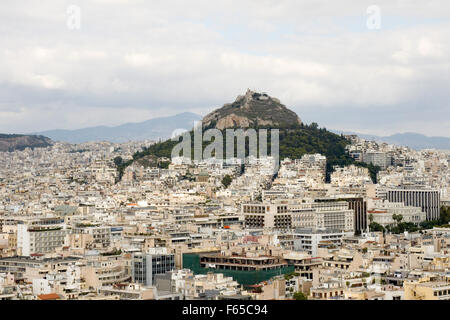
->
[291,202,354,233]
[363,151,392,170]
[404,276,450,300]
[199,253,288,272]
[368,199,427,227]
[0,256,82,281]
[292,228,346,256]
[17,218,67,256]
[243,201,354,233]
[72,225,112,248]
[282,252,322,279]
[242,203,292,230]
[132,248,175,287]
[315,197,367,234]
[83,254,131,288]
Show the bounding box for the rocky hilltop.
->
[202,89,302,130]
[0,134,53,152]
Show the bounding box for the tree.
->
[439,206,450,225]
[309,122,319,130]
[221,175,233,188]
[369,222,385,233]
[158,160,171,169]
[365,163,381,184]
[113,156,123,167]
[392,214,403,225]
[293,292,308,300]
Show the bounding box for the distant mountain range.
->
[33,112,202,144]
[0,134,53,152]
[332,130,450,150]
[22,104,448,151]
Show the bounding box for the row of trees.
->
[369,206,450,234]
[419,206,450,229]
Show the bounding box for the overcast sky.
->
[0,0,449,136]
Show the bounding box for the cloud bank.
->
[0,0,449,136]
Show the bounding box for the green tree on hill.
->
[116,123,375,183]
[221,175,233,188]
[113,156,123,167]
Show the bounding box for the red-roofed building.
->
[37,293,61,300]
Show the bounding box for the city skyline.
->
[0,1,450,305]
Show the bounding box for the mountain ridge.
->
[331,130,450,150]
[33,112,202,143]
[0,134,53,152]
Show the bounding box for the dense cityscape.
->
[1,129,449,300]
[1,1,449,312]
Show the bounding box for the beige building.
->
[404,276,450,300]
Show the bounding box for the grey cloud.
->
[0,1,449,136]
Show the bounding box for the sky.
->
[0,0,449,137]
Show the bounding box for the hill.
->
[0,134,53,152]
[121,90,376,182]
[34,112,202,143]
[203,89,302,129]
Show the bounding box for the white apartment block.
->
[242,201,354,233]
[291,202,354,232]
[367,199,427,227]
[293,228,347,256]
[17,219,67,256]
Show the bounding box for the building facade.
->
[387,188,440,221]
[132,249,175,287]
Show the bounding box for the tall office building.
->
[387,188,440,221]
[132,248,175,287]
[343,197,367,234]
